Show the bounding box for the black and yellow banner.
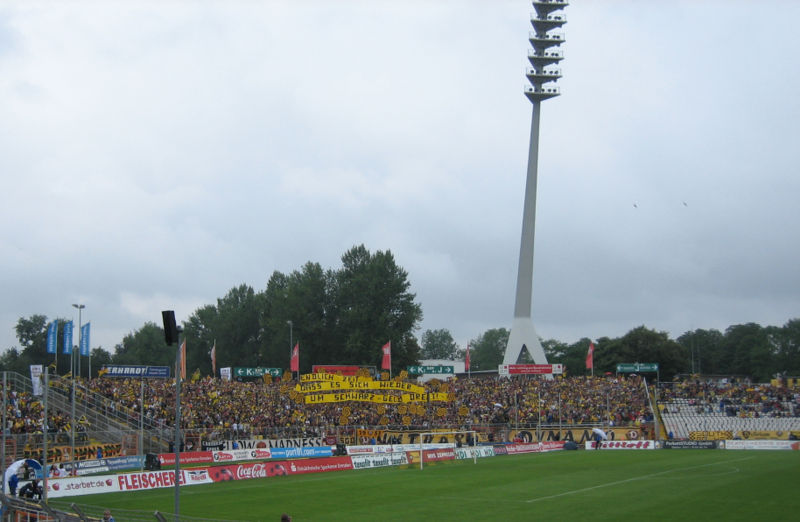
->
[689,430,733,441]
[296,379,425,394]
[509,427,645,443]
[296,372,447,403]
[304,391,451,404]
[338,429,488,445]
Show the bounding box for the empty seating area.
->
[658,381,800,439]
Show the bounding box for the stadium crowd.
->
[658,379,800,418]
[53,374,655,436]
[4,374,798,443]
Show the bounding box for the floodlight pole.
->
[42,368,49,503]
[1,372,6,486]
[71,303,84,478]
[287,320,293,378]
[174,327,183,521]
[504,0,568,367]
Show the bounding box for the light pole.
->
[504,0,568,367]
[287,320,293,377]
[70,303,84,474]
[72,304,85,378]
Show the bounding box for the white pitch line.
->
[525,456,755,503]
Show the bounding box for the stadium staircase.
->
[3,372,169,461]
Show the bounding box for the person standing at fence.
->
[8,473,19,496]
[103,509,115,521]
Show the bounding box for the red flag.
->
[381,341,391,370]
[211,340,217,377]
[290,343,299,372]
[180,339,187,380]
[465,343,471,371]
[586,341,595,370]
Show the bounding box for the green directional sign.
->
[406,365,455,375]
[233,367,283,378]
[616,363,659,373]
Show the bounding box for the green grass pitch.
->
[56,450,800,521]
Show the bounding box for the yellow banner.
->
[296,379,425,394]
[689,430,733,441]
[509,427,644,443]
[401,392,450,402]
[304,391,451,404]
[300,373,369,383]
[739,430,800,440]
[305,392,403,404]
[339,429,486,445]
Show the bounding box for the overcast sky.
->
[2,1,799,359]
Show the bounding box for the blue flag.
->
[62,321,73,354]
[46,320,58,354]
[80,322,91,356]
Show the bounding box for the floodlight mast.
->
[504,0,567,367]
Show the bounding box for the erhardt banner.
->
[100,365,170,378]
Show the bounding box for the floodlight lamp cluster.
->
[525,0,567,102]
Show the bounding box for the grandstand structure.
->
[4,368,798,469]
[657,382,800,440]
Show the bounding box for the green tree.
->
[15,315,48,368]
[210,284,260,370]
[183,304,220,375]
[90,347,113,377]
[598,327,686,378]
[327,245,423,372]
[544,338,594,376]
[721,323,774,381]
[113,322,174,367]
[676,328,724,375]
[420,329,458,360]
[283,263,329,373]
[258,263,330,373]
[774,318,800,375]
[0,348,24,374]
[468,328,509,371]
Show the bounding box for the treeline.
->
[3,244,799,382]
[2,245,423,377]
[464,321,800,382]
